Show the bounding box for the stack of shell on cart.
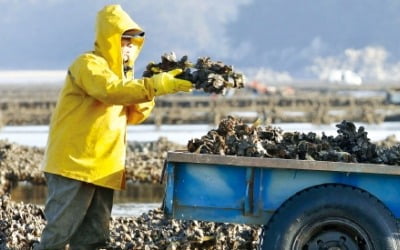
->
[142,52,245,95]
[187,116,400,165]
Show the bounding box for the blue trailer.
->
[163,151,400,250]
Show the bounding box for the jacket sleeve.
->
[126,98,155,125]
[71,54,155,105]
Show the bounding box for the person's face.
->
[121,38,138,63]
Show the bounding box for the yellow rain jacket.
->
[43,5,155,190]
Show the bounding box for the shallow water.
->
[1,122,399,148]
[10,181,164,217]
[0,124,214,147]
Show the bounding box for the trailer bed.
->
[163,152,400,225]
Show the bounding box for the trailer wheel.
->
[261,184,399,250]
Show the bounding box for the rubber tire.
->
[261,184,399,250]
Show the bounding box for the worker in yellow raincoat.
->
[35,4,192,250]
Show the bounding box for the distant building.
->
[328,70,362,85]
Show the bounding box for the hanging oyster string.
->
[142,52,245,94]
[187,116,400,165]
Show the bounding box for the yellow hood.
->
[95,4,144,78]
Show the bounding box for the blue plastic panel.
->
[165,161,400,225]
[174,163,247,208]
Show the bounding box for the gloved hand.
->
[151,69,193,96]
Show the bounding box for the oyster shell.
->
[143,52,245,95]
[187,116,400,165]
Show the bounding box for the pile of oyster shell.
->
[0,194,261,249]
[188,116,400,165]
[142,52,245,95]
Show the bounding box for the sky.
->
[2,0,400,82]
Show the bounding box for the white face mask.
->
[121,38,140,63]
[122,44,139,63]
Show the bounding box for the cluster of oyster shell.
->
[0,194,45,249]
[142,52,245,95]
[109,208,260,249]
[188,116,400,165]
[0,138,184,195]
[0,141,45,196]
